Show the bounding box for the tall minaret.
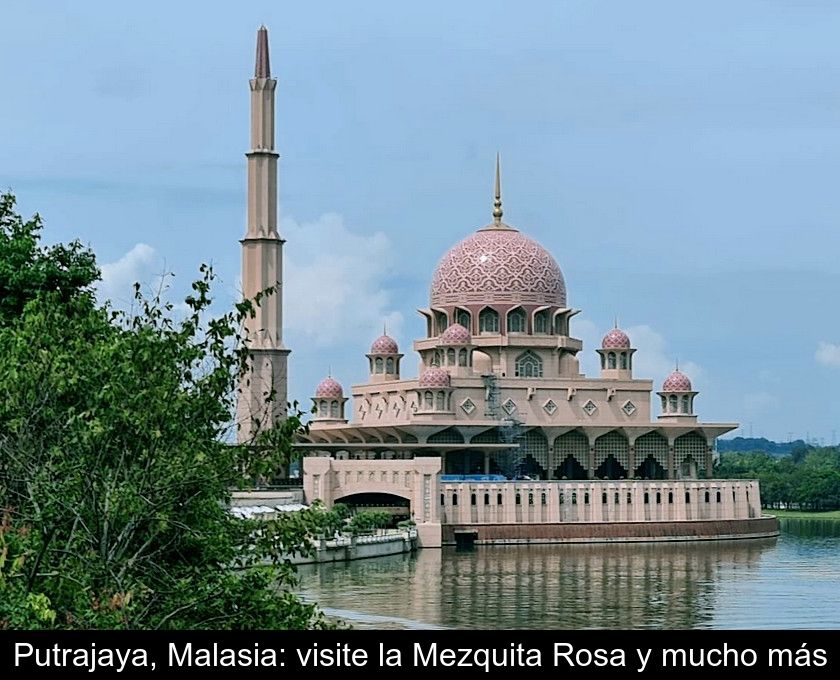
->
[237,25,290,443]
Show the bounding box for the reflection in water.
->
[298,528,840,629]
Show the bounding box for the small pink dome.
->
[602,327,631,349]
[315,376,344,398]
[430,227,566,308]
[662,370,692,392]
[439,323,471,345]
[370,334,399,354]
[418,366,451,388]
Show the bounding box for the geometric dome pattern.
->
[315,376,344,398]
[661,370,692,393]
[370,334,399,354]
[418,366,451,388]
[430,227,566,308]
[439,323,471,345]
[602,327,631,349]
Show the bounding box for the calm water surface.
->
[297,520,840,629]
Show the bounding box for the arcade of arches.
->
[442,428,712,481]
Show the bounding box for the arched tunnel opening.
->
[334,493,411,527]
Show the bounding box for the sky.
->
[2,0,840,443]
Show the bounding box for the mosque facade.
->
[237,28,779,547]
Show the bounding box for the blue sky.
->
[3,0,840,443]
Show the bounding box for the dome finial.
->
[614,315,619,329]
[492,152,503,225]
[675,358,679,371]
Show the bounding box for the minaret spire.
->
[237,26,290,444]
[255,25,270,78]
[492,152,503,225]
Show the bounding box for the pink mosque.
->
[237,28,779,548]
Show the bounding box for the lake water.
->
[297,520,840,629]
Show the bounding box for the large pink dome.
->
[662,370,692,392]
[429,226,566,308]
[315,376,344,398]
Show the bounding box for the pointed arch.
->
[593,430,629,480]
[634,431,668,479]
[553,430,588,480]
[478,307,499,334]
[507,306,526,333]
[514,350,543,378]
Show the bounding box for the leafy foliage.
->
[718,448,840,511]
[346,511,392,536]
[0,193,329,629]
[0,193,99,323]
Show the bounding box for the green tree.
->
[0,193,328,629]
[0,193,99,322]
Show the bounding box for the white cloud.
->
[282,213,403,348]
[572,319,703,389]
[816,341,840,368]
[96,243,159,306]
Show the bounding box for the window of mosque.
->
[705,491,710,503]
[433,350,442,366]
[626,492,632,504]
[528,492,534,506]
[460,398,476,414]
[620,352,628,369]
[582,400,597,416]
[541,492,547,505]
[502,398,517,415]
[685,492,691,504]
[386,357,394,373]
[543,399,558,415]
[534,310,549,334]
[516,493,521,505]
[375,357,384,373]
[571,492,577,505]
[716,491,721,503]
[515,351,543,378]
[484,493,490,505]
[602,492,607,504]
[471,493,476,506]
[622,401,636,416]
[458,348,468,366]
[330,400,339,418]
[584,492,590,505]
[507,308,526,333]
[435,311,448,334]
[497,493,503,505]
[479,308,499,333]
[607,352,616,369]
[424,391,433,409]
[456,309,471,330]
[669,394,678,412]
[436,391,446,410]
[656,492,661,504]
[452,493,458,506]
[644,492,649,504]
[447,348,456,365]
[681,395,690,413]
[668,492,673,504]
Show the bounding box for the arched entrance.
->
[335,492,411,526]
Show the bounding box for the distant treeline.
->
[717,448,840,510]
[717,437,809,455]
